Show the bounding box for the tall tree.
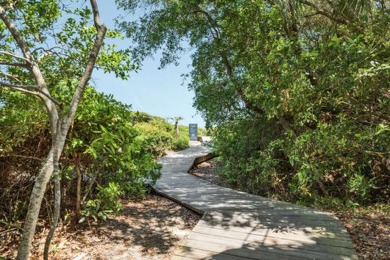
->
[0,1,133,258]
[116,0,389,203]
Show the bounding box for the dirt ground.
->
[335,207,390,259]
[0,195,200,260]
[189,159,390,260]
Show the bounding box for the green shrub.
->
[80,182,123,222]
[0,87,188,222]
[172,135,190,150]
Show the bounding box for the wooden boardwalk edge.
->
[152,186,205,216]
[154,144,358,260]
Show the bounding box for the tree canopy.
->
[117,0,389,205]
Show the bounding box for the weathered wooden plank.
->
[182,238,357,260]
[197,216,348,232]
[197,217,349,237]
[171,255,199,260]
[186,231,356,256]
[172,255,198,260]
[192,225,354,248]
[154,143,357,260]
[190,152,217,170]
[175,245,305,260]
[198,212,344,231]
[154,193,341,218]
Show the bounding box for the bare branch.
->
[298,0,348,24]
[0,61,29,68]
[0,71,23,83]
[0,51,31,63]
[0,81,39,90]
[0,81,62,106]
[0,154,43,161]
[34,46,65,54]
[0,81,45,98]
[36,48,65,62]
[90,0,104,29]
[193,6,221,40]
[10,86,41,96]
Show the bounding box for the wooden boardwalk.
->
[154,142,357,260]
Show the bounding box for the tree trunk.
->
[16,148,55,260]
[43,162,61,260]
[75,160,82,221]
[174,121,179,137]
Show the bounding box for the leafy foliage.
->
[117,0,389,206]
[1,0,193,230]
[173,125,191,150]
[80,182,123,222]
[0,85,190,222]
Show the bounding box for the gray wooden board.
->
[174,246,305,260]
[192,225,354,248]
[179,239,357,260]
[186,231,356,256]
[155,143,357,260]
[195,222,351,238]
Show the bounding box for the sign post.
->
[189,124,198,141]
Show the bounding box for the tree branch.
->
[61,0,107,132]
[190,6,263,115]
[32,47,65,62]
[11,87,40,96]
[193,6,221,39]
[0,6,33,60]
[0,61,29,68]
[0,3,59,138]
[0,51,31,63]
[0,81,39,91]
[90,0,103,29]
[0,71,23,83]
[0,81,62,106]
[298,0,348,24]
[0,154,43,161]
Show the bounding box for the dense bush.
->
[172,125,191,150]
[117,0,389,206]
[0,87,189,222]
[209,3,390,206]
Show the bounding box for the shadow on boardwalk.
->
[155,143,357,260]
[175,210,355,259]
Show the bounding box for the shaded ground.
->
[335,207,390,259]
[0,195,200,259]
[189,159,229,188]
[190,159,390,260]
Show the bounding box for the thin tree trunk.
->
[75,160,82,221]
[82,169,99,203]
[16,148,55,260]
[43,146,61,260]
[174,121,179,137]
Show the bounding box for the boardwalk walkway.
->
[154,142,357,260]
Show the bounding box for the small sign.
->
[189,124,198,141]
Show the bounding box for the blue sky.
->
[91,2,206,128]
